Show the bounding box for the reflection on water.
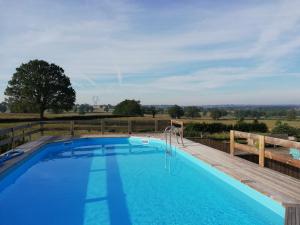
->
[164,148,184,176]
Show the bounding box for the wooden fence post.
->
[154,120,158,132]
[259,135,265,167]
[11,128,15,149]
[22,128,25,143]
[230,130,235,156]
[101,120,105,135]
[40,121,44,136]
[128,120,132,134]
[70,121,74,136]
[28,122,32,141]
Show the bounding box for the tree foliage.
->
[272,121,299,136]
[113,99,143,116]
[143,106,157,118]
[184,106,200,118]
[234,109,265,119]
[73,104,94,115]
[286,109,297,120]
[0,102,7,113]
[5,60,76,119]
[209,108,227,120]
[168,105,184,119]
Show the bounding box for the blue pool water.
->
[0,137,284,225]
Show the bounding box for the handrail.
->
[230,130,300,169]
[164,125,184,148]
[171,120,184,145]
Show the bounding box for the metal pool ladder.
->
[164,125,184,152]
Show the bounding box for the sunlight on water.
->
[84,148,109,225]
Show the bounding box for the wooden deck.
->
[0,136,58,176]
[165,136,300,225]
[1,134,300,224]
[285,204,300,225]
[180,137,300,204]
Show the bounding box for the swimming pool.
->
[0,137,284,225]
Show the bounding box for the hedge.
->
[185,121,268,137]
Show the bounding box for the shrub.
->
[113,99,143,116]
[168,105,184,119]
[184,120,268,137]
[272,122,299,136]
[234,121,268,133]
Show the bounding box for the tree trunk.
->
[40,109,44,120]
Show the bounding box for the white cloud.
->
[1,0,300,104]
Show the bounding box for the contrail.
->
[116,66,123,85]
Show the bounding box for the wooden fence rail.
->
[230,130,300,169]
[0,119,170,152]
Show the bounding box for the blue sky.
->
[1,0,300,105]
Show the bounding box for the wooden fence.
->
[189,136,300,179]
[230,130,300,169]
[0,119,170,153]
[2,123,300,179]
[188,138,230,153]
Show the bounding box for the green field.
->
[0,112,111,119]
[118,115,300,130]
[1,112,300,130]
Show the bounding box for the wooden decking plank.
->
[240,165,300,195]
[168,136,300,205]
[285,205,300,225]
[190,149,300,203]
[0,136,58,176]
[296,206,300,225]
[192,141,300,185]
[226,155,300,192]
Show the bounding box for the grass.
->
[180,118,300,130]
[117,114,300,130]
[0,112,111,119]
[1,112,300,130]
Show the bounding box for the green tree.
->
[286,109,297,120]
[275,120,282,126]
[104,105,110,112]
[113,99,143,116]
[184,106,200,118]
[89,105,94,113]
[210,109,227,120]
[78,104,86,115]
[150,106,157,118]
[272,122,299,136]
[5,60,76,119]
[168,105,184,119]
[77,104,94,114]
[143,106,157,118]
[73,104,78,113]
[0,102,7,113]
